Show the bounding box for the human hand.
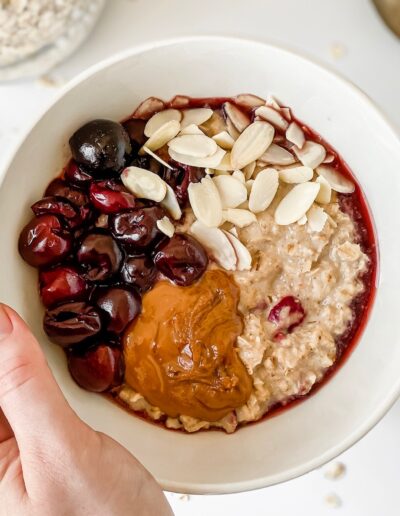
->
[0,304,172,516]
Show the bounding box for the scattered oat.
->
[324,462,347,480]
[330,42,347,60]
[324,492,343,508]
[178,494,191,501]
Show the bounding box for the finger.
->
[0,304,80,459]
[0,409,13,443]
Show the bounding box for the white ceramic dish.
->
[1,37,400,495]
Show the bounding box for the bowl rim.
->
[2,35,400,495]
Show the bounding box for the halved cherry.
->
[89,180,136,214]
[40,266,88,308]
[31,196,82,228]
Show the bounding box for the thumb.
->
[0,304,81,459]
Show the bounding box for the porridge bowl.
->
[1,37,400,494]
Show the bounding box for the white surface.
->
[0,0,399,514]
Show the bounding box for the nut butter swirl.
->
[123,270,252,421]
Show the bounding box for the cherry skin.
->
[95,287,142,334]
[268,296,306,336]
[76,233,122,281]
[121,255,157,292]
[40,266,88,308]
[89,180,136,214]
[31,196,81,229]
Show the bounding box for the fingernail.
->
[0,304,13,340]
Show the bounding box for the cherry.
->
[122,118,147,148]
[95,287,141,334]
[89,180,136,214]
[69,119,131,173]
[43,301,102,347]
[40,266,88,308]
[77,233,122,281]
[18,215,72,268]
[153,233,208,286]
[121,255,157,292]
[68,344,124,392]
[110,206,166,251]
[268,296,306,336]
[64,160,92,188]
[31,196,81,228]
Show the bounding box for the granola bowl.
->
[1,37,400,494]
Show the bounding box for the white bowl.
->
[1,37,400,495]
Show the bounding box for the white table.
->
[1,1,399,514]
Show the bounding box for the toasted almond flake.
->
[142,146,173,169]
[122,166,167,202]
[243,161,256,179]
[224,102,251,133]
[170,95,191,109]
[160,184,182,220]
[157,216,175,238]
[231,121,275,170]
[205,168,214,175]
[245,179,254,194]
[307,205,328,232]
[286,122,305,149]
[226,116,241,140]
[275,182,320,225]
[232,170,245,183]
[279,165,313,183]
[169,146,226,168]
[200,111,226,137]
[212,131,235,150]
[223,208,257,228]
[181,108,213,129]
[323,153,335,164]
[140,120,181,154]
[259,143,296,166]
[214,169,230,176]
[179,124,204,135]
[223,231,252,271]
[213,175,248,209]
[280,107,292,120]
[133,97,165,120]
[188,177,223,227]
[214,152,234,171]
[316,165,355,194]
[315,175,332,203]
[190,220,237,270]
[248,168,279,213]
[255,105,289,131]
[144,109,182,137]
[234,93,265,109]
[297,214,308,225]
[168,134,217,158]
[229,226,239,237]
[266,95,281,110]
[293,141,326,168]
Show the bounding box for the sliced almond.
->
[307,205,328,232]
[214,152,234,171]
[190,220,237,270]
[243,161,256,179]
[160,184,182,220]
[223,208,257,228]
[266,96,281,110]
[213,175,247,209]
[188,176,223,227]
[200,111,226,136]
[315,175,332,204]
[226,116,241,140]
[224,102,251,133]
[180,124,204,135]
[170,95,191,109]
[141,120,181,154]
[259,144,296,166]
[293,141,326,169]
[214,169,230,176]
[212,131,235,150]
[169,146,226,168]
[205,168,214,175]
[286,122,305,149]
[157,216,175,238]
[142,146,173,169]
[280,107,292,120]
[144,109,182,137]
[122,167,167,202]
[168,134,217,158]
[133,97,165,120]
[223,231,252,271]
[316,165,355,194]
[181,108,213,129]
[297,214,308,225]
[245,179,254,195]
[255,105,289,131]
[232,170,245,183]
[231,121,275,170]
[274,182,320,225]
[323,153,335,164]
[234,93,265,109]
[248,168,279,213]
[279,165,313,184]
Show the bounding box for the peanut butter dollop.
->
[123,270,252,422]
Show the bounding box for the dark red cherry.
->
[76,233,122,281]
[43,301,101,347]
[95,287,141,334]
[121,255,157,292]
[31,196,81,228]
[69,119,131,173]
[268,296,306,336]
[110,206,166,251]
[40,266,88,308]
[68,345,124,392]
[18,215,72,268]
[45,179,88,208]
[153,233,208,286]
[122,118,147,148]
[64,160,92,187]
[89,180,136,214]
